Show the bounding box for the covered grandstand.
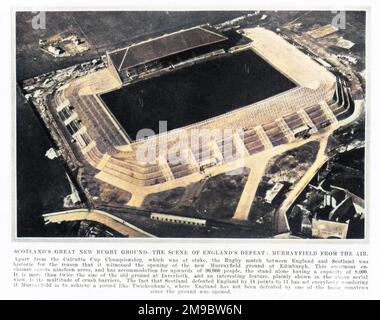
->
[106,25,231,82]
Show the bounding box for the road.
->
[275,99,364,233]
[43,209,155,238]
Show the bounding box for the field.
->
[101,50,296,139]
[16,11,252,80]
[142,168,250,220]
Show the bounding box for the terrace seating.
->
[84,146,103,167]
[262,122,288,146]
[283,113,305,131]
[214,135,238,163]
[58,39,341,188]
[75,81,338,186]
[242,128,265,155]
[103,159,166,186]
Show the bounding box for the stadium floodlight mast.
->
[135,121,246,175]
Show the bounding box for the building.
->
[301,213,312,237]
[293,124,311,139]
[47,45,64,56]
[264,182,285,204]
[311,218,349,239]
[150,213,206,227]
[329,196,357,222]
[288,204,311,235]
[45,148,60,160]
[107,25,228,83]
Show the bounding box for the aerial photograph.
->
[16,10,366,239]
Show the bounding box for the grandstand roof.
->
[108,25,228,71]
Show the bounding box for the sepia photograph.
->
[16,10,366,239]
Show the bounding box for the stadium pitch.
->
[101,49,296,139]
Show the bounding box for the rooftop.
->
[108,25,227,71]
